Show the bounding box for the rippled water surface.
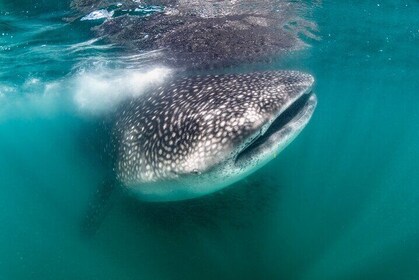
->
[1,1,418,279]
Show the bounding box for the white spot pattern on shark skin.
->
[112,70,316,201]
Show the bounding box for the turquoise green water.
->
[1,1,419,279]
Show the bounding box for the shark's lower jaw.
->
[235,91,317,168]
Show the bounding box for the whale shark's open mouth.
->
[235,91,317,165]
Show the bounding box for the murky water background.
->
[1,1,418,279]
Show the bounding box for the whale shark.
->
[110,70,317,201]
[76,1,318,233]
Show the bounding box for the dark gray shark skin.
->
[71,0,317,70]
[95,13,301,70]
[111,70,317,201]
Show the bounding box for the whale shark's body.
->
[111,71,316,201]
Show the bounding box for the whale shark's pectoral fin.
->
[80,178,121,237]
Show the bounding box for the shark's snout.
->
[233,72,315,169]
[235,91,317,167]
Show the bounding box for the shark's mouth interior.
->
[235,91,314,163]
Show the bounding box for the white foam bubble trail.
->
[72,66,173,114]
[0,62,173,121]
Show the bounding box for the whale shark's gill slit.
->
[235,92,313,163]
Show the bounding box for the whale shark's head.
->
[112,71,317,201]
